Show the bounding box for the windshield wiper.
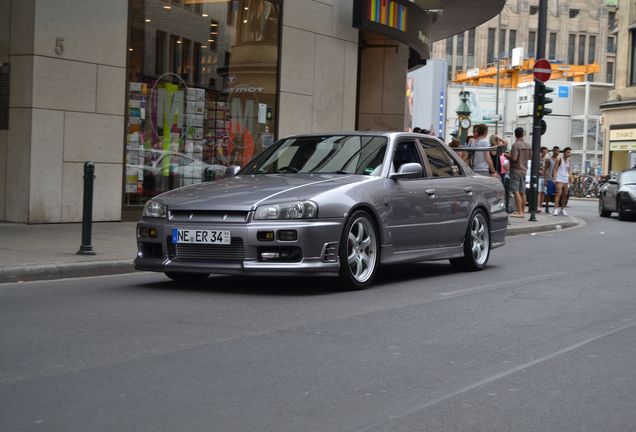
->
[326,170,350,174]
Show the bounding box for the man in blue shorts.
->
[545,146,560,211]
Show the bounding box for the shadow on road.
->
[130,260,476,296]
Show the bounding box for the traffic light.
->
[535,82,554,119]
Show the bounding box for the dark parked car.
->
[599,168,636,220]
[135,132,508,289]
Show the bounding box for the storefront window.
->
[125,0,281,206]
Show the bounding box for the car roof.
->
[282,131,444,142]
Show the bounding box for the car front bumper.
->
[134,218,345,276]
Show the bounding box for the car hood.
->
[156,174,372,211]
[620,184,636,195]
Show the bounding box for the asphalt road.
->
[2,200,635,432]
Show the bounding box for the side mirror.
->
[225,165,241,177]
[608,179,618,185]
[389,162,422,180]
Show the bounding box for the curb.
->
[506,216,582,236]
[0,260,135,284]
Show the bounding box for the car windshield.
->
[621,171,636,185]
[240,135,388,176]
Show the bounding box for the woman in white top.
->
[469,124,498,178]
[552,146,572,216]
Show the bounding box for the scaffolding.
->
[453,59,600,88]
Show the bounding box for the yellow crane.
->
[453,59,600,87]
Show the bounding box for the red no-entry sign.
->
[533,59,552,82]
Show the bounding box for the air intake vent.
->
[176,238,244,262]
[322,242,339,263]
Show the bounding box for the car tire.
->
[338,210,379,290]
[450,209,491,272]
[599,197,611,217]
[617,198,628,221]
[164,272,209,283]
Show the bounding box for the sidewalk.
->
[0,213,580,283]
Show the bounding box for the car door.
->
[602,175,620,211]
[388,139,439,251]
[418,138,473,248]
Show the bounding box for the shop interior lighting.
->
[201,45,208,49]
[208,39,214,42]
[177,40,182,44]
[243,19,248,23]
[210,32,218,35]
[210,23,218,27]
[202,13,208,17]
[128,48,133,51]
[145,18,151,22]
[163,5,172,10]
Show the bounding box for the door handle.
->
[425,188,437,196]
[464,187,473,194]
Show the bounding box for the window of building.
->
[607,61,614,83]
[607,36,615,54]
[125,0,282,207]
[548,32,557,60]
[608,11,616,31]
[467,28,476,67]
[498,28,506,58]
[528,30,536,58]
[588,35,596,63]
[508,29,517,53]
[446,37,454,81]
[631,30,636,85]
[578,34,586,65]
[487,28,496,63]
[530,6,539,15]
[568,34,576,63]
[569,9,580,18]
[457,32,465,69]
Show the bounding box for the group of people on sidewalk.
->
[454,123,573,218]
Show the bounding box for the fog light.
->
[261,252,280,260]
[257,230,275,241]
[138,226,148,238]
[258,247,302,262]
[148,227,158,239]
[277,230,297,241]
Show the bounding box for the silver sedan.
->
[135,132,507,289]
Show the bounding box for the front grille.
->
[169,210,249,223]
[176,238,244,262]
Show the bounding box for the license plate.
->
[172,228,231,245]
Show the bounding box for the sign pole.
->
[528,0,548,222]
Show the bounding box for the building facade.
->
[0,0,503,223]
[599,0,636,173]
[431,0,618,84]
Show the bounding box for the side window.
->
[392,140,423,172]
[419,140,463,178]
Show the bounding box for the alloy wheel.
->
[346,217,377,283]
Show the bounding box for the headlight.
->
[254,201,318,220]
[143,200,167,218]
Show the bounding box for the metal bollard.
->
[204,167,214,182]
[77,161,96,255]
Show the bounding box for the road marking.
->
[357,321,636,431]
[438,272,564,298]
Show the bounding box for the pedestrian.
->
[552,146,572,216]
[536,146,548,212]
[468,123,498,178]
[508,127,532,217]
[545,146,559,210]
